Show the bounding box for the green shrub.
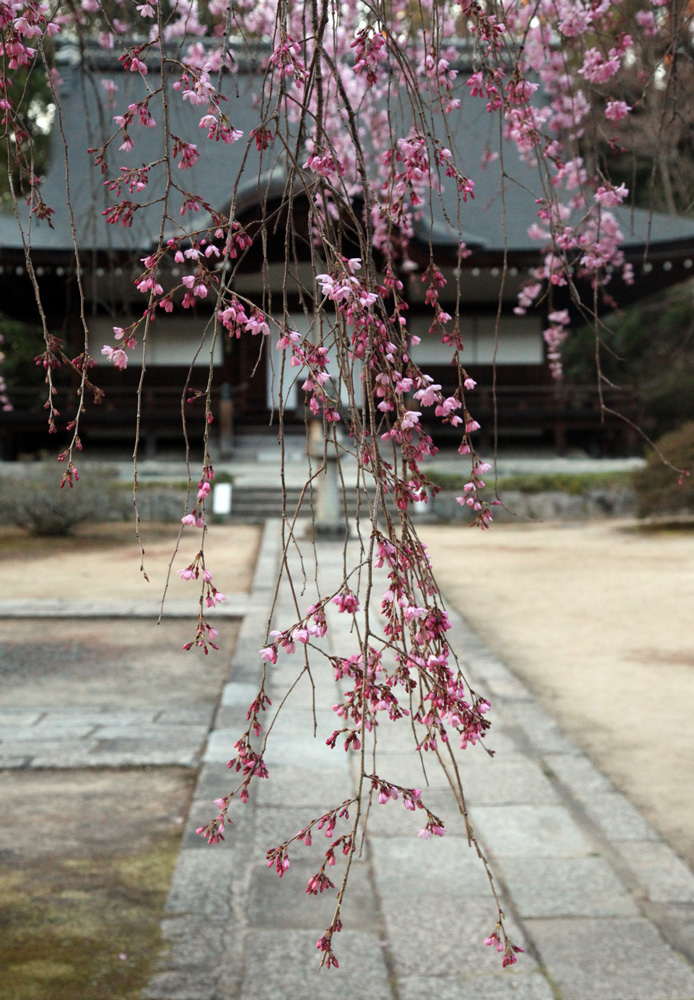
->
[427,468,632,496]
[632,423,694,518]
[0,463,128,535]
[497,471,632,495]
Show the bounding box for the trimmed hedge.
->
[0,463,128,535]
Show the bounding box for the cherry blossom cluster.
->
[176,548,227,654]
[502,3,666,347]
[268,32,306,86]
[178,547,226,597]
[351,26,387,88]
[310,254,483,504]
[455,458,494,520]
[543,309,571,380]
[99,221,255,371]
[57,454,78,488]
[181,461,215,529]
[276,326,340,421]
[485,924,525,968]
[260,601,329,665]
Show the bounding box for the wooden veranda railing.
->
[0,382,642,458]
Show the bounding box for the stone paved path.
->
[2,520,694,999]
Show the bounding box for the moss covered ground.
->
[0,768,196,1000]
[0,839,180,1000]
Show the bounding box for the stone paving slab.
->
[0,710,43,725]
[193,762,239,799]
[379,896,535,978]
[497,855,640,918]
[156,708,215,725]
[0,719,213,769]
[252,764,356,808]
[365,751,560,808]
[17,739,100,758]
[488,697,584,756]
[90,743,201,764]
[237,931,392,1000]
[253,805,347,850]
[544,751,618,796]
[94,724,210,741]
[38,710,160,725]
[469,804,596,858]
[29,749,201,769]
[370,837,493,896]
[31,708,161,722]
[619,842,694,904]
[165,851,236,918]
[220,681,263,707]
[581,791,663,843]
[180,797,253,850]
[528,917,694,1000]
[203,729,247,764]
[0,725,98,741]
[398,973,557,1000]
[0,754,31,767]
[245,855,378,932]
[158,917,229,969]
[454,758,563,805]
[144,969,220,1000]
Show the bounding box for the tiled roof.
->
[1,41,693,259]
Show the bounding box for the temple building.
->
[2,40,694,459]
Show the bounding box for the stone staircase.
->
[227,483,383,521]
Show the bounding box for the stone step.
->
[229,486,375,520]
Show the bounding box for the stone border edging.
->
[0,598,249,618]
[143,518,283,1000]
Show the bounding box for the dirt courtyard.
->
[421,519,694,869]
[0,522,260,602]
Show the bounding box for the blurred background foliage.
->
[564,281,694,440]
